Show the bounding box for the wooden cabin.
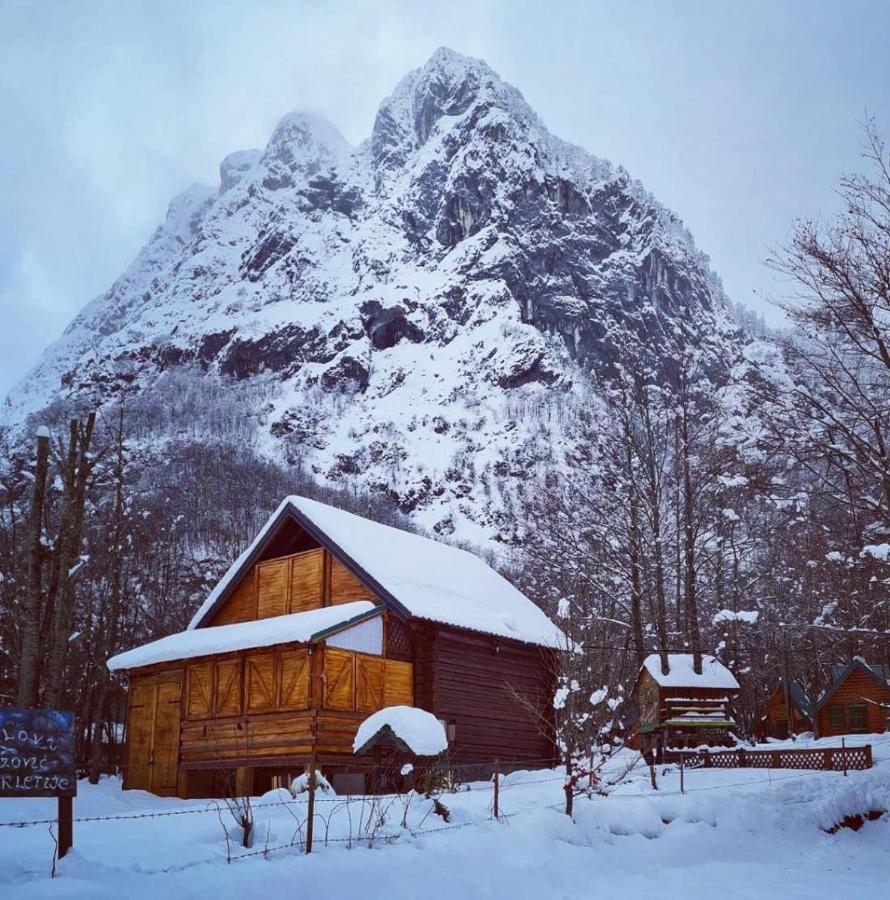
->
[760,680,812,739]
[631,653,739,760]
[812,659,890,738]
[108,496,561,797]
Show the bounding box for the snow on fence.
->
[666,744,873,772]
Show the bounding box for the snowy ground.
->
[2,734,888,899]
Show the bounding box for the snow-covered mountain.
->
[3,48,731,543]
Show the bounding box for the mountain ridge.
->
[3,47,734,543]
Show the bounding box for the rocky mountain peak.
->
[5,50,733,542]
[259,111,352,189]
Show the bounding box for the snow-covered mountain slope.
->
[3,48,731,543]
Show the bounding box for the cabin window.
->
[827,704,845,730]
[847,703,868,733]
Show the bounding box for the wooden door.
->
[124,673,183,796]
[125,678,156,792]
[151,677,183,796]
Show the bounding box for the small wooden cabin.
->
[632,653,739,760]
[108,496,561,797]
[812,659,890,738]
[760,680,812,739]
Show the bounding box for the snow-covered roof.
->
[188,496,563,649]
[107,601,378,671]
[641,654,740,691]
[814,658,890,712]
[353,706,448,756]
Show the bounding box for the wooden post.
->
[738,747,746,768]
[493,759,499,820]
[864,744,873,769]
[305,757,316,854]
[679,752,684,794]
[58,796,73,859]
[842,737,847,777]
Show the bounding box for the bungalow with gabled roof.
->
[108,496,562,797]
[760,680,813,740]
[812,659,890,738]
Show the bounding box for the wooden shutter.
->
[356,655,385,712]
[329,558,373,605]
[186,662,213,719]
[290,549,323,612]
[246,652,276,712]
[279,649,310,709]
[152,677,183,796]
[384,660,414,706]
[214,659,242,717]
[256,558,289,619]
[324,648,355,710]
[125,678,156,791]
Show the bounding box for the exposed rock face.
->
[3,48,729,542]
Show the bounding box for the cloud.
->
[1,0,888,396]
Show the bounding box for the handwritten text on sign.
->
[0,708,76,797]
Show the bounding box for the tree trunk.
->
[681,405,703,675]
[625,439,646,666]
[44,413,96,708]
[639,388,670,676]
[563,754,574,817]
[16,429,50,707]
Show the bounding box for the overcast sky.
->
[1,0,888,396]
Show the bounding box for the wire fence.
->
[3,742,884,838]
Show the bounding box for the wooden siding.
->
[172,642,413,782]
[816,668,890,737]
[203,548,369,626]
[384,659,414,706]
[763,685,809,738]
[329,557,375,605]
[207,570,256,626]
[422,627,556,764]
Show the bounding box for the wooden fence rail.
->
[665,744,872,772]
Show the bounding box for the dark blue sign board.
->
[0,708,77,798]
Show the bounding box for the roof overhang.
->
[108,601,385,672]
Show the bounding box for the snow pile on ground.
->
[1,735,888,899]
[353,706,448,756]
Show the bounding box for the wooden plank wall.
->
[205,549,376,626]
[425,627,556,764]
[764,686,809,737]
[177,642,413,770]
[816,668,890,736]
